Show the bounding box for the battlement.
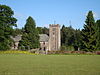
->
[49,24,60,27]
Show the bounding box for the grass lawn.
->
[0,54,100,75]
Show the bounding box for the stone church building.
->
[11,24,61,51]
[39,24,61,51]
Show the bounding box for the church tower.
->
[49,24,61,51]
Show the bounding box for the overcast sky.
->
[0,0,100,29]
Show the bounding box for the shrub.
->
[61,45,67,51]
[66,46,75,51]
[0,50,36,55]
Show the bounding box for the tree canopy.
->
[0,5,100,51]
[95,20,100,50]
[0,5,17,50]
[61,25,82,51]
[18,16,40,50]
[81,11,96,51]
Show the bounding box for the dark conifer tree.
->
[42,27,49,35]
[81,11,96,51]
[95,20,100,50]
[74,29,81,51]
[61,25,66,46]
[37,27,43,34]
[19,16,40,50]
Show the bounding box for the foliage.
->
[0,5,99,52]
[0,50,36,55]
[74,29,81,50]
[61,25,81,51]
[0,5,17,50]
[66,46,75,51]
[47,50,98,55]
[61,25,75,46]
[42,27,49,35]
[81,11,96,51]
[61,25,66,46]
[37,27,49,35]
[95,20,100,50]
[61,45,67,51]
[12,28,23,36]
[18,16,40,50]
[37,27,43,34]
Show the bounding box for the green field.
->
[0,54,100,75]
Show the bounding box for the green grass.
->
[0,54,100,75]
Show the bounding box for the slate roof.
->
[39,34,49,42]
[11,35,22,42]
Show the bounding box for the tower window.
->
[52,28,56,31]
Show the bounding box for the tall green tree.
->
[61,25,66,46]
[0,5,17,50]
[66,26,75,46]
[61,25,77,51]
[74,29,81,51]
[19,16,40,50]
[95,20,100,50]
[42,27,49,35]
[37,27,49,35]
[12,28,23,37]
[37,27,43,34]
[61,25,75,46]
[81,11,96,51]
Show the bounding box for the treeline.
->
[0,5,100,51]
[0,5,49,50]
[61,11,100,51]
[61,25,81,51]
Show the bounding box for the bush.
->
[47,51,97,55]
[66,46,75,51]
[0,50,36,55]
[61,45,67,51]
[60,45,75,51]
